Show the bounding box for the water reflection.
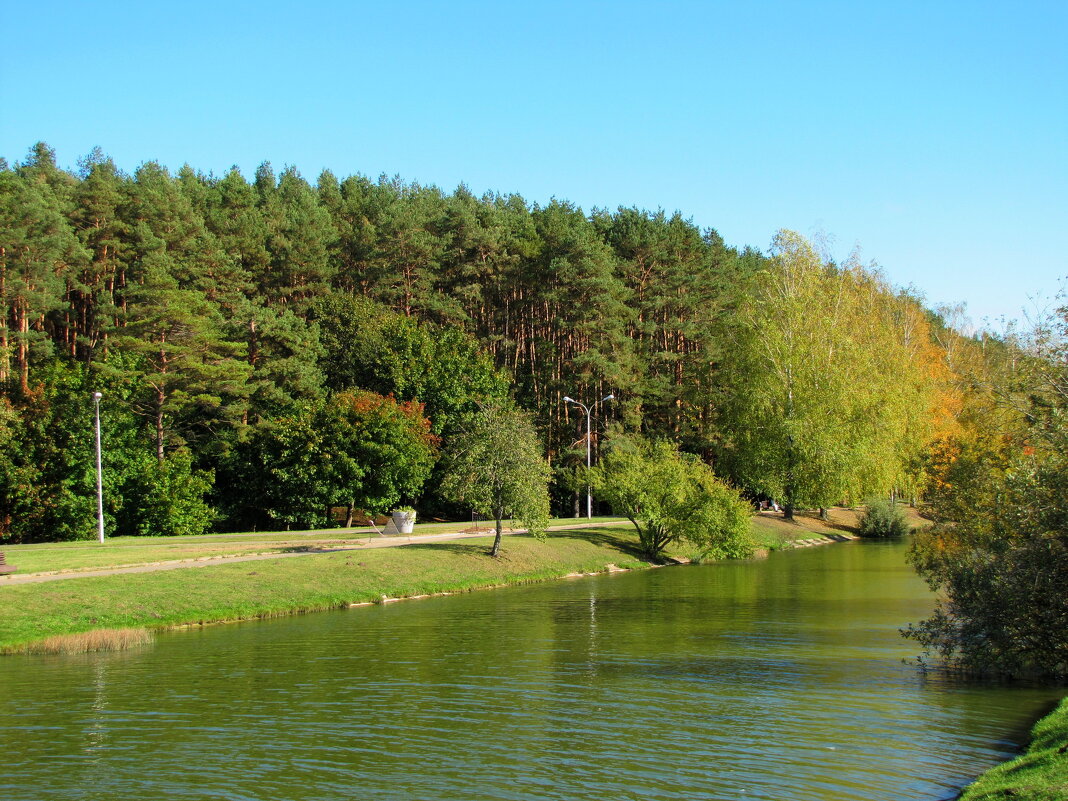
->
[84,657,110,758]
[0,540,1064,801]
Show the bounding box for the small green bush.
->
[859,498,910,538]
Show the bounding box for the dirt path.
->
[0,522,624,585]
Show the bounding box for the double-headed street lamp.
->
[563,394,614,518]
[93,391,104,544]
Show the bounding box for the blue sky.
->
[2,0,1064,327]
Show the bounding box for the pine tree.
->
[0,164,86,395]
[106,223,251,461]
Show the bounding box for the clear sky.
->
[2,0,1064,327]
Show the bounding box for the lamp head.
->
[93,392,102,400]
[563,396,575,404]
[603,394,615,401]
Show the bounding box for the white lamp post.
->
[93,391,105,544]
[563,393,614,518]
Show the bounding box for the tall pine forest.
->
[0,143,986,542]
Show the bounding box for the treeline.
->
[0,142,973,541]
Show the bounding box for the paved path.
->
[0,521,623,586]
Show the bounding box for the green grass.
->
[1,516,626,574]
[0,525,654,652]
[2,510,861,576]
[959,697,1068,800]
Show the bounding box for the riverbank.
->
[958,697,1068,800]
[0,525,663,653]
[0,507,917,654]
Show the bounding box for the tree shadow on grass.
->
[394,527,645,561]
[540,526,646,560]
[399,541,493,555]
[810,519,860,535]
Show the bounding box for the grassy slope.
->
[0,516,625,574]
[959,698,1068,800]
[0,510,909,653]
[0,506,923,653]
[750,506,870,547]
[1,510,863,576]
[0,526,656,650]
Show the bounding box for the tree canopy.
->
[594,435,753,560]
[439,401,551,557]
[717,230,944,516]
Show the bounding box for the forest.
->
[4,141,1067,674]
[0,142,1042,540]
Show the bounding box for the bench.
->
[0,551,16,575]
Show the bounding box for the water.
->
[0,539,1062,800]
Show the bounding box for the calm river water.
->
[1,539,1064,800]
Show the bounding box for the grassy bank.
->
[0,516,626,575]
[750,506,875,548]
[0,507,900,654]
[0,526,659,652]
[959,697,1068,800]
[0,509,867,577]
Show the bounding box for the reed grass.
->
[6,627,153,655]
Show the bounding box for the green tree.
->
[325,390,438,525]
[225,391,436,531]
[0,362,202,542]
[67,154,129,362]
[224,296,325,423]
[718,230,933,517]
[106,236,251,461]
[313,293,507,437]
[440,401,551,557]
[0,163,86,394]
[258,166,337,308]
[593,435,753,561]
[594,208,743,449]
[114,448,216,537]
[367,181,448,319]
[202,166,267,296]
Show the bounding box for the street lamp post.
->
[563,394,614,518]
[93,391,104,544]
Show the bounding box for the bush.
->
[593,436,754,561]
[858,498,910,537]
[905,453,1068,678]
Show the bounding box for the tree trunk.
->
[17,300,29,396]
[491,516,503,557]
[155,392,166,462]
[0,252,8,387]
[819,507,829,521]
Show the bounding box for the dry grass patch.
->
[6,627,153,655]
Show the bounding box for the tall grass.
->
[6,627,153,655]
